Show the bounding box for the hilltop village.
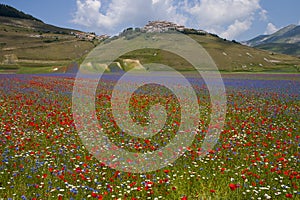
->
[120,20,208,35]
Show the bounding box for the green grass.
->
[255,43,300,57]
[17,66,55,74]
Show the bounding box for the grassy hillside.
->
[1,12,299,73]
[0,16,97,73]
[118,33,300,72]
[255,43,300,57]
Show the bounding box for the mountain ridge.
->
[245,24,300,57]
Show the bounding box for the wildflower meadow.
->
[0,73,299,199]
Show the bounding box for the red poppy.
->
[91,192,98,198]
[229,183,237,191]
[181,196,187,200]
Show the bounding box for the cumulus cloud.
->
[220,18,253,39]
[259,9,268,21]
[264,23,278,35]
[73,0,151,33]
[72,0,265,39]
[181,0,262,39]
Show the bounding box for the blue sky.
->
[1,0,299,41]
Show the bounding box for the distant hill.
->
[0,5,299,74]
[0,5,104,74]
[0,4,42,22]
[101,22,300,73]
[245,24,300,57]
[117,33,300,72]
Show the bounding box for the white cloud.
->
[73,0,187,34]
[220,18,253,40]
[72,0,265,39]
[259,9,268,21]
[184,0,260,26]
[264,23,278,35]
[182,0,262,39]
[73,0,151,33]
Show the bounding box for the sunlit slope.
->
[0,16,96,73]
[118,34,300,72]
